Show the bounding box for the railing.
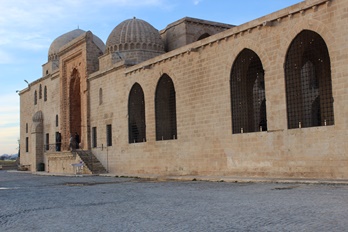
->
[43,143,107,173]
[44,143,77,154]
[44,143,62,152]
[91,144,109,173]
[76,150,94,172]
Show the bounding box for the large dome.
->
[48,29,105,60]
[105,17,164,54]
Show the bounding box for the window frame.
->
[92,127,97,148]
[106,124,112,147]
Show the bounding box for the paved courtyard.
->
[1,171,348,232]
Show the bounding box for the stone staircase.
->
[75,150,107,174]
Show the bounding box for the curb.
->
[8,170,348,185]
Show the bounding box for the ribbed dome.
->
[32,111,43,122]
[48,29,105,60]
[105,17,164,53]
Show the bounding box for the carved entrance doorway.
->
[69,69,81,143]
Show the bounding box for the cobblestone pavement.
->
[1,171,348,232]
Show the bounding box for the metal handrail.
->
[43,143,61,152]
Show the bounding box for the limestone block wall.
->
[86,32,104,75]
[19,71,60,171]
[160,17,234,52]
[89,0,348,179]
[42,60,59,77]
[45,152,92,174]
[88,63,126,173]
[98,53,113,71]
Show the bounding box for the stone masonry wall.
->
[89,0,348,179]
[19,72,60,171]
[160,17,233,52]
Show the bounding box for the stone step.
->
[75,150,107,174]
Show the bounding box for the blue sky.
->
[0,0,302,155]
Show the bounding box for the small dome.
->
[48,29,85,59]
[105,17,164,53]
[48,29,105,60]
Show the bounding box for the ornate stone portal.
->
[60,50,89,151]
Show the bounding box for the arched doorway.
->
[155,74,177,140]
[128,83,146,143]
[69,69,81,141]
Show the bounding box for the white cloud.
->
[0,2,62,29]
[0,127,18,141]
[0,115,19,127]
[0,93,19,154]
[193,0,202,5]
[0,126,19,154]
[0,0,169,53]
[0,0,173,154]
[0,94,19,126]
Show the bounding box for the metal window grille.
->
[285,30,334,129]
[230,49,267,134]
[128,83,146,143]
[92,127,97,148]
[155,74,177,140]
[106,124,112,146]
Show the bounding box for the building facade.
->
[19,0,348,179]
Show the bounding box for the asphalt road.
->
[1,171,348,232]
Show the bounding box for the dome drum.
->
[107,42,164,54]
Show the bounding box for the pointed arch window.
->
[284,30,334,129]
[99,88,103,105]
[128,83,146,143]
[155,74,177,140]
[26,123,28,133]
[39,84,42,99]
[56,115,59,127]
[230,49,267,134]
[34,91,37,105]
[44,86,47,101]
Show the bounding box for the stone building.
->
[19,0,348,179]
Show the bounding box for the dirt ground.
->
[0,160,17,170]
